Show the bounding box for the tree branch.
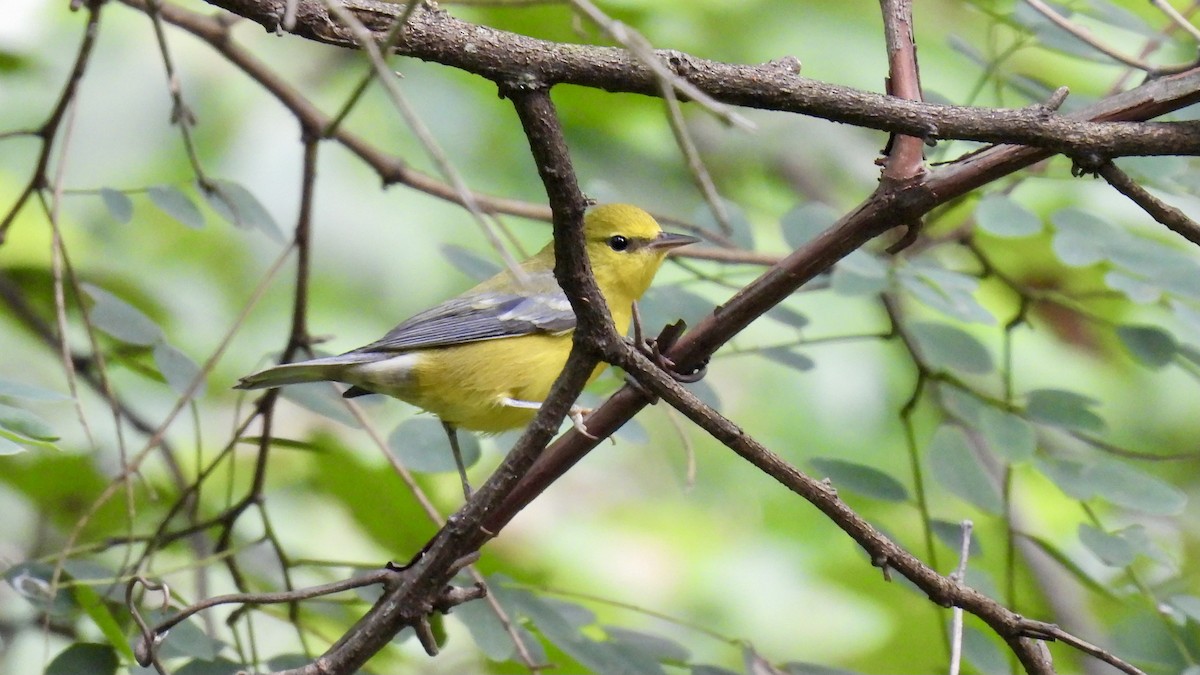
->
[193,0,1200,157]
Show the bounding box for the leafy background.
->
[2,0,1200,674]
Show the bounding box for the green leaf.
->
[46,643,118,675]
[154,341,205,397]
[897,263,994,324]
[146,608,225,660]
[810,457,908,502]
[1168,595,1200,623]
[639,286,712,331]
[1087,459,1186,515]
[975,405,1035,462]
[0,434,27,455]
[1116,325,1177,369]
[782,661,863,675]
[441,244,502,282]
[99,188,133,224]
[975,194,1042,238]
[831,250,889,296]
[691,666,741,675]
[454,597,517,661]
[81,284,163,346]
[147,184,204,229]
[173,659,244,675]
[1034,455,1095,500]
[605,626,691,663]
[277,382,360,427]
[780,202,839,249]
[200,180,285,242]
[939,385,987,426]
[683,377,721,411]
[265,655,311,670]
[931,519,983,557]
[0,402,58,441]
[4,561,77,617]
[962,625,1008,675]
[928,425,1003,514]
[1104,271,1161,304]
[73,583,137,662]
[1021,534,1114,597]
[1024,389,1104,432]
[765,305,810,330]
[1079,524,1136,567]
[0,378,69,401]
[389,417,480,473]
[694,200,752,249]
[908,322,994,374]
[1050,208,1110,267]
[761,347,814,372]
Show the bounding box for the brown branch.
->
[191,0,1200,158]
[878,0,927,252]
[0,0,105,243]
[271,85,606,675]
[1093,160,1200,247]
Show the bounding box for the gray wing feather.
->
[351,289,575,354]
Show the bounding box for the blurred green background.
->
[3,0,1200,674]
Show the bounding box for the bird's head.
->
[582,203,699,304]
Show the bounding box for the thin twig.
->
[1093,160,1200,247]
[1023,0,1191,74]
[949,520,974,675]
[1150,0,1200,44]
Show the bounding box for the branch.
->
[193,0,1200,157]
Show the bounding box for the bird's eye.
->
[608,235,629,251]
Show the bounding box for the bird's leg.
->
[499,397,597,439]
[629,316,709,387]
[441,421,472,500]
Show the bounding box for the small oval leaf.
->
[976,405,1036,462]
[0,402,58,441]
[761,347,815,372]
[810,457,908,502]
[99,188,133,224]
[454,597,517,661]
[781,202,839,249]
[1086,459,1186,515]
[389,417,480,474]
[1025,389,1104,432]
[928,425,1003,514]
[440,244,502,282]
[46,644,118,675]
[81,284,163,346]
[1079,523,1136,567]
[200,180,285,241]
[154,342,205,397]
[0,378,69,401]
[975,194,1042,238]
[148,184,205,229]
[910,322,994,374]
[1116,325,1177,369]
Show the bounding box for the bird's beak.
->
[648,231,701,250]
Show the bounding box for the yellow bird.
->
[236,204,696,483]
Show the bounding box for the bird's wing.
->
[351,287,575,354]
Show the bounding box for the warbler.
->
[235,203,697,454]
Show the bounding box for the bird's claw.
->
[636,320,709,384]
[569,405,597,439]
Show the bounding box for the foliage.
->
[2,0,1200,674]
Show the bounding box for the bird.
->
[235,203,698,495]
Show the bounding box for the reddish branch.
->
[17,0,1200,673]
[197,0,1200,157]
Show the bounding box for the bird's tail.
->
[234,353,377,390]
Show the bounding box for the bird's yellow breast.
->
[405,333,589,432]
[402,304,630,433]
